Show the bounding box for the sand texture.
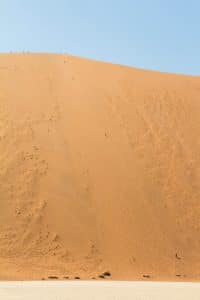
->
[0,54,200,281]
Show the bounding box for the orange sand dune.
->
[0,54,200,281]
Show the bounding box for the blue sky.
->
[1,0,200,75]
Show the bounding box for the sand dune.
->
[0,53,200,281]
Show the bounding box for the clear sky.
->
[1,0,200,75]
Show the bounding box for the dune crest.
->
[0,54,200,280]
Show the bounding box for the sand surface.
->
[0,53,200,281]
[1,281,200,300]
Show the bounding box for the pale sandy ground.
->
[1,281,200,300]
[0,54,200,281]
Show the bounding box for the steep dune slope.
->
[0,54,200,280]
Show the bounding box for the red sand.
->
[0,54,200,281]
